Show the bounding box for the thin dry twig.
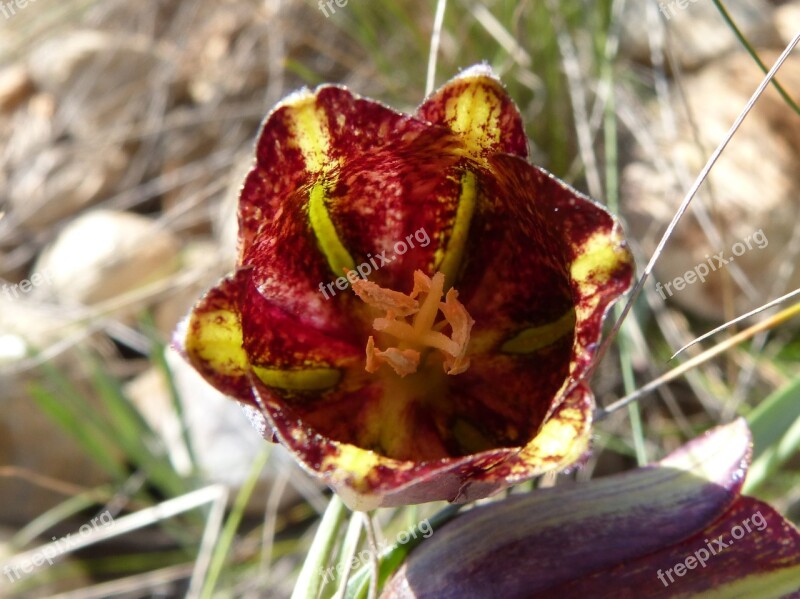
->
[671,287,800,359]
[362,512,380,599]
[425,0,448,97]
[598,301,800,418]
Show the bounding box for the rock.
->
[619,0,778,71]
[27,30,163,137]
[34,210,180,306]
[622,51,800,319]
[0,64,33,114]
[7,141,128,231]
[774,1,800,47]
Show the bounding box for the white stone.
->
[34,210,180,305]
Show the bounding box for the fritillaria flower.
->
[178,65,633,510]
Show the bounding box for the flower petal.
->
[237,268,362,374]
[309,131,467,294]
[239,85,453,261]
[548,496,800,598]
[250,370,512,510]
[248,379,593,511]
[417,64,528,161]
[178,271,255,405]
[487,153,634,383]
[451,384,593,495]
[450,160,577,357]
[240,88,472,320]
[381,420,755,598]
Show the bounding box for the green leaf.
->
[86,355,189,499]
[200,447,270,599]
[291,495,348,599]
[745,375,800,493]
[28,381,126,480]
[344,505,461,599]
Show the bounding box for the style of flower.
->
[177,64,634,510]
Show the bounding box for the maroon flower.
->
[177,65,634,509]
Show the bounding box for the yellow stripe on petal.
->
[325,444,382,487]
[323,444,393,511]
[501,309,576,354]
[308,180,356,277]
[444,78,505,160]
[570,230,631,287]
[286,94,331,173]
[252,365,341,391]
[509,397,591,479]
[436,170,478,288]
[186,309,249,377]
[528,406,587,458]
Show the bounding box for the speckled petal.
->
[460,384,593,492]
[179,65,638,511]
[240,97,469,326]
[487,153,634,386]
[239,85,455,265]
[247,378,592,511]
[417,64,528,161]
[236,270,362,392]
[179,270,255,406]
[239,86,410,253]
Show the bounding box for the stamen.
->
[352,270,474,376]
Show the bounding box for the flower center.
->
[352,270,474,377]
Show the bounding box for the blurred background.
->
[0,0,798,597]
